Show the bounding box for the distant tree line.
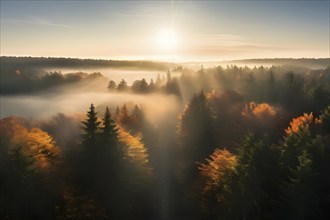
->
[0,68,105,94]
[107,71,182,98]
[109,65,329,117]
[225,58,330,69]
[0,56,172,70]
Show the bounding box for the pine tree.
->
[181,91,216,163]
[100,106,122,175]
[282,151,321,219]
[102,107,120,147]
[119,103,130,125]
[82,103,100,151]
[231,133,280,220]
[99,107,128,218]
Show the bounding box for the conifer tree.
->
[102,107,120,148]
[119,103,130,125]
[82,103,100,151]
[181,91,216,162]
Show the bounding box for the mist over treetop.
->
[1,56,329,72]
[0,56,174,71]
[223,58,330,69]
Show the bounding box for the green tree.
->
[101,107,122,162]
[282,151,321,219]
[280,110,330,219]
[102,107,119,145]
[82,103,101,152]
[319,105,330,134]
[232,133,281,220]
[181,91,216,163]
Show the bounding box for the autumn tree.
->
[198,148,236,215]
[198,133,282,220]
[280,111,330,219]
[0,118,62,219]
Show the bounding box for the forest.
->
[1,58,330,220]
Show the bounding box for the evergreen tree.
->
[115,105,120,121]
[82,103,101,151]
[99,107,122,204]
[149,78,156,92]
[119,103,130,126]
[282,151,321,220]
[181,91,216,163]
[102,107,120,148]
[231,133,281,220]
[280,110,330,219]
[319,105,330,134]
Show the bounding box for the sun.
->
[156,28,179,51]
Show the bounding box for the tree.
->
[319,105,330,134]
[130,105,143,131]
[165,77,182,98]
[178,91,216,185]
[132,79,149,93]
[280,111,330,219]
[117,79,128,91]
[166,70,171,81]
[282,151,321,219]
[140,78,148,93]
[81,103,100,151]
[0,118,62,219]
[102,107,120,146]
[180,91,216,163]
[119,103,130,126]
[198,132,282,220]
[198,148,237,214]
[98,107,123,212]
[230,133,281,220]
[267,70,277,103]
[108,80,116,91]
[149,79,156,92]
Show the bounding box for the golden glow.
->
[156,28,179,51]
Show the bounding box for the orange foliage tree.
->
[198,148,236,212]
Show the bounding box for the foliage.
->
[198,148,236,213]
[81,103,101,151]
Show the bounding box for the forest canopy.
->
[1,57,329,219]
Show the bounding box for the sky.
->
[1,0,329,62]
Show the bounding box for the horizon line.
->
[1,55,329,64]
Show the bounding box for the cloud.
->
[2,17,69,28]
[111,12,172,19]
[179,33,290,58]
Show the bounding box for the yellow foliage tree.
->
[198,148,237,211]
[9,124,61,170]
